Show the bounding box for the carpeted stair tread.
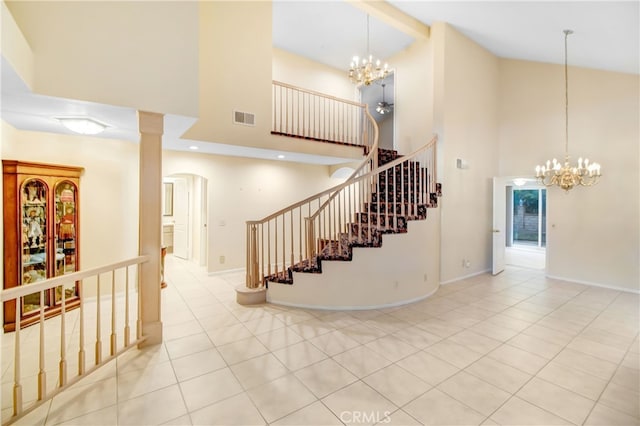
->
[263,148,443,285]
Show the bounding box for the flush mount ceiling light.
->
[513,178,527,187]
[376,83,393,115]
[55,116,109,135]
[189,146,199,150]
[535,30,601,191]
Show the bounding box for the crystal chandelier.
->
[349,15,389,86]
[535,30,601,191]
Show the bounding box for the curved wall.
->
[267,212,440,310]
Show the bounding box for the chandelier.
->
[349,15,390,86]
[535,30,601,191]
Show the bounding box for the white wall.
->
[498,59,639,291]
[162,150,338,274]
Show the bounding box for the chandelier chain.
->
[564,29,571,161]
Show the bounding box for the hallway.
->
[6,256,639,425]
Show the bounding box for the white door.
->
[492,177,506,275]
[173,178,189,259]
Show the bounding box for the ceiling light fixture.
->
[189,146,199,150]
[349,14,390,86]
[55,116,109,135]
[277,154,285,159]
[376,83,393,115]
[535,30,601,191]
[513,178,527,187]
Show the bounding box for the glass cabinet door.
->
[54,181,79,303]
[21,179,49,314]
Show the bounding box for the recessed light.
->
[55,116,109,135]
[277,154,285,159]
[189,146,199,150]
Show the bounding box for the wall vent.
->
[233,110,255,126]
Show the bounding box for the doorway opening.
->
[506,186,546,269]
[162,174,208,268]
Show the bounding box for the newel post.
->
[238,222,266,305]
[137,111,163,346]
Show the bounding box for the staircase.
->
[265,147,442,285]
[245,81,440,304]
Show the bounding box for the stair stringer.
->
[267,209,440,310]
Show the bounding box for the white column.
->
[138,111,163,346]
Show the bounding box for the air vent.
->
[233,110,255,126]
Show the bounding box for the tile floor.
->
[3,255,639,425]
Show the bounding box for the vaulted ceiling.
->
[2,1,638,164]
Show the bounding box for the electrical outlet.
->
[423,273,428,282]
[465,260,471,268]
[219,255,225,264]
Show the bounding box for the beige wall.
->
[2,120,341,278]
[1,121,140,273]
[433,23,500,283]
[183,2,363,162]
[162,150,338,274]
[5,1,198,116]
[1,1,34,89]
[273,48,356,101]
[389,37,435,154]
[499,59,639,291]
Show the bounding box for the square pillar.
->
[137,111,164,346]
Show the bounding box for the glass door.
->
[512,188,546,248]
[21,179,49,314]
[55,181,79,303]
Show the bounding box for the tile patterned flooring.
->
[3,256,639,425]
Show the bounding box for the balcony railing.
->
[1,256,148,425]
[247,84,379,288]
[272,81,369,146]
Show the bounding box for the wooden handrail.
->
[1,256,149,301]
[2,255,149,425]
[309,135,438,221]
[273,81,365,108]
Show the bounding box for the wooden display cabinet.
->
[3,161,84,332]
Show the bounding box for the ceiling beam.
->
[346,0,430,40]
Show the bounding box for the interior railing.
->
[1,256,148,425]
[307,136,438,262]
[251,82,438,288]
[247,89,379,288]
[272,81,368,146]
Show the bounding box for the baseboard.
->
[268,284,440,311]
[546,274,640,294]
[440,268,491,286]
